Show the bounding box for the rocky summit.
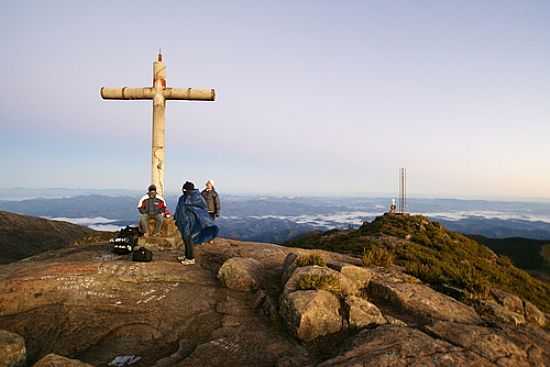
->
[0,220,549,366]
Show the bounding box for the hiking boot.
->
[181,259,195,265]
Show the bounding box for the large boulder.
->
[0,330,26,367]
[345,296,386,329]
[281,253,299,286]
[283,266,358,296]
[217,257,264,291]
[32,354,94,367]
[279,290,342,341]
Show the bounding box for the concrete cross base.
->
[138,217,183,251]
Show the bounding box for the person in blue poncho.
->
[174,181,219,265]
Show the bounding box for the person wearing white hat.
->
[201,179,221,220]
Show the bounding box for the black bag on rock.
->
[110,225,141,255]
[132,247,153,262]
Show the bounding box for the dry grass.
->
[362,247,394,267]
[296,253,326,268]
[296,273,340,293]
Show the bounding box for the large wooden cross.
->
[100,52,215,197]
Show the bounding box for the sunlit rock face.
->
[0,222,548,366]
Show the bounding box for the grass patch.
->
[296,273,340,293]
[296,253,326,267]
[362,246,394,267]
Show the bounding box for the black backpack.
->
[110,226,141,255]
[132,247,153,262]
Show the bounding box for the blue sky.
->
[1,1,549,198]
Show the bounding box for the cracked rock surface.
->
[0,239,548,367]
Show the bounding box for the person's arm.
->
[158,198,167,214]
[138,197,147,214]
[215,191,221,216]
[174,197,181,221]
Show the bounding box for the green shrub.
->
[405,262,442,284]
[363,246,394,267]
[457,266,490,300]
[496,255,513,267]
[296,253,326,267]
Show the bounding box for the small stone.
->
[385,315,407,327]
[524,300,546,327]
[477,301,526,326]
[345,296,386,329]
[490,288,524,314]
[32,354,94,367]
[0,330,26,367]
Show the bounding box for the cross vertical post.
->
[100,52,216,197]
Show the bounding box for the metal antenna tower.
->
[398,168,407,213]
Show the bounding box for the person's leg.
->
[139,214,149,235]
[209,213,216,220]
[185,234,194,260]
[154,214,164,235]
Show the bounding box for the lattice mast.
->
[398,168,407,213]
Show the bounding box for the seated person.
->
[137,184,166,236]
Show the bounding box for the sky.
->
[1,1,549,198]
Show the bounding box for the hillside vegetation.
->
[0,210,109,263]
[469,234,550,276]
[287,213,550,312]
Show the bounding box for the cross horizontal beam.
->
[100,87,215,101]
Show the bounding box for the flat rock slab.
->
[317,325,495,367]
[425,321,540,366]
[199,240,362,272]
[0,329,26,367]
[0,245,306,366]
[367,269,481,325]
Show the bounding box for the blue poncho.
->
[174,189,219,244]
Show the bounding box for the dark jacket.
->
[137,194,166,216]
[174,189,219,244]
[201,189,221,216]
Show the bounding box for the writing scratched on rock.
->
[136,283,179,304]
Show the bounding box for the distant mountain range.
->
[2,194,550,242]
